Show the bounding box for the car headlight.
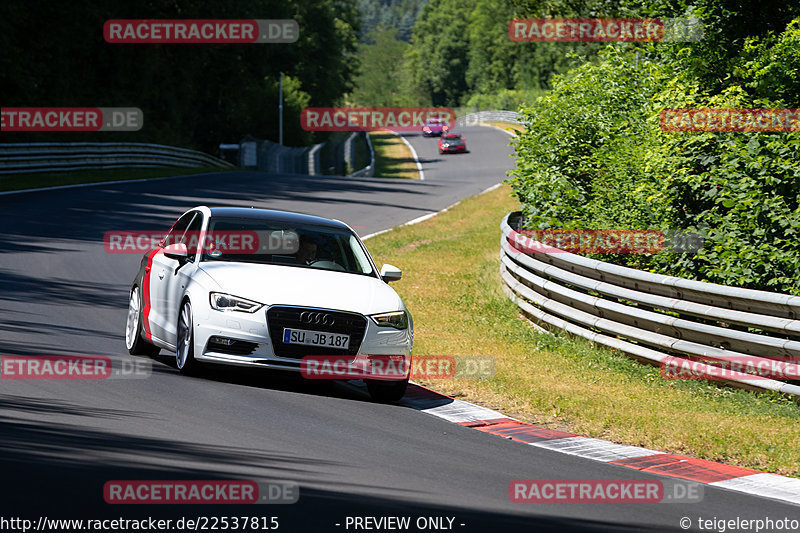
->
[209,293,263,313]
[369,310,408,329]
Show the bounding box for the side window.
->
[184,213,203,262]
[163,212,195,247]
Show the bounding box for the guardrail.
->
[457,110,525,126]
[238,132,371,176]
[0,142,234,174]
[500,211,800,399]
[348,131,374,177]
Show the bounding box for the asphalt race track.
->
[0,126,796,532]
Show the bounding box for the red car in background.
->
[438,133,467,154]
[422,117,449,136]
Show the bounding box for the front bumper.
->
[193,305,412,373]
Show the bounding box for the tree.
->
[349,28,412,106]
[0,0,361,150]
[406,0,475,106]
[357,0,427,42]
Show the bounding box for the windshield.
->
[201,217,376,276]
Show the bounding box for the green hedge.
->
[509,20,800,294]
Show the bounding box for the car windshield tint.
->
[201,217,375,276]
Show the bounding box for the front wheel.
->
[125,286,160,356]
[366,379,408,403]
[176,300,198,374]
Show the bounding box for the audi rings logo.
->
[300,312,335,326]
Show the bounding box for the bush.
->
[509,19,800,294]
[510,48,676,231]
[463,88,547,112]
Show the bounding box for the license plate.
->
[282,328,349,349]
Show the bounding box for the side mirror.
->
[380,264,402,283]
[163,242,188,261]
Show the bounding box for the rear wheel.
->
[366,379,408,403]
[176,300,198,375]
[125,286,160,356]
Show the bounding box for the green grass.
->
[369,131,419,179]
[365,183,800,477]
[0,166,238,193]
[485,121,524,135]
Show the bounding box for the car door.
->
[160,212,204,345]
[147,211,197,344]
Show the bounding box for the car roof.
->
[443,133,461,138]
[206,207,350,230]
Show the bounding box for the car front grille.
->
[266,306,368,359]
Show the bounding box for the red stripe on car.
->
[141,249,159,339]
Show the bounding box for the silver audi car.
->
[125,206,413,401]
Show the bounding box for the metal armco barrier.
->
[457,110,525,126]
[0,142,234,174]
[239,132,371,176]
[348,130,374,177]
[500,211,800,398]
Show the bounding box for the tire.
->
[125,286,160,356]
[176,299,198,375]
[366,379,408,403]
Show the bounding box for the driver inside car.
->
[296,236,317,265]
